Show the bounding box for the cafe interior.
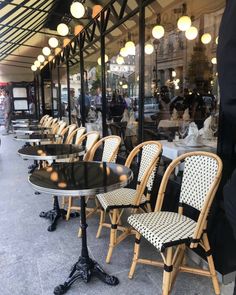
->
[1,0,236,294]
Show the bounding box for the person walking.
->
[3,90,12,135]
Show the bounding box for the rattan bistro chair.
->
[65,135,121,224]
[39,114,49,125]
[61,131,100,213]
[96,141,162,263]
[65,127,86,144]
[128,151,222,295]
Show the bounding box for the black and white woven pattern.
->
[102,137,120,162]
[86,133,99,150]
[97,188,147,211]
[137,144,161,191]
[75,128,86,143]
[128,211,196,252]
[180,155,218,211]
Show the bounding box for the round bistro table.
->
[18,144,85,230]
[14,133,59,144]
[14,126,51,134]
[29,161,133,295]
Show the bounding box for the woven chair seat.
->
[128,211,196,252]
[97,188,147,211]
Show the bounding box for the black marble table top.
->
[14,134,59,143]
[18,144,85,161]
[29,161,133,196]
[14,126,50,131]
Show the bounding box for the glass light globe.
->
[92,5,103,18]
[48,37,59,48]
[38,55,45,63]
[116,56,124,65]
[215,36,219,45]
[70,1,85,19]
[177,16,192,31]
[125,41,135,55]
[128,46,135,55]
[31,65,37,71]
[97,55,108,65]
[185,26,198,40]
[120,47,128,57]
[34,60,40,67]
[57,23,69,36]
[145,43,154,55]
[152,25,165,39]
[211,57,217,64]
[172,70,177,77]
[122,84,128,89]
[201,33,212,44]
[42,47,51,56]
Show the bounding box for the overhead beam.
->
[4,59,32,65]
[2,0,92,21]
[0,53,35,59]
[0,62,29,69]
[0,24,62,37]
[0,40,42,48]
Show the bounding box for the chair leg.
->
[202,233,220,295]
[106,209,118,264]
[129,232,141,279]
[145,202,152,213]
[66,197,72,221]
[162,247,173,295]
[61,196,66,209]
[96,209,105,238]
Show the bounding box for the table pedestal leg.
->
[39,196,79,232]
[53,196,119,295]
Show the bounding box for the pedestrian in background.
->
[3,90,12,135]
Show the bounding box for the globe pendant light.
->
[152,25,165,39]
[116,56,124,65]
[211,57,217,65]
[125,41,135,55]
[48,37,59,48]
[185,26,198,40]
[92,5,103,18]
[42,47,51,56]
[31,65,37,71]
[70,1,85,19]
[120,47,128,57]
[97,54,109,65]
[201,33,212,44]
[38,55,45,63]
[57,23,69,36]
[177,16,192,31]
[145,43,154,55]
[34,60,41,68]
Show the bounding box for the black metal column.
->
[101,11,107,137]
[57,65,62,119]
[50,67,54,117]
[66,59,71,124]
[79,43,86,127]
[40,72,46,115]
[33,75,39,120]
[138,0,145,144]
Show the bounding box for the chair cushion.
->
[128,211,196,252]
[97,188,147,211]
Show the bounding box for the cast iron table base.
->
[53,196,119,294]
[40,196,79,232]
